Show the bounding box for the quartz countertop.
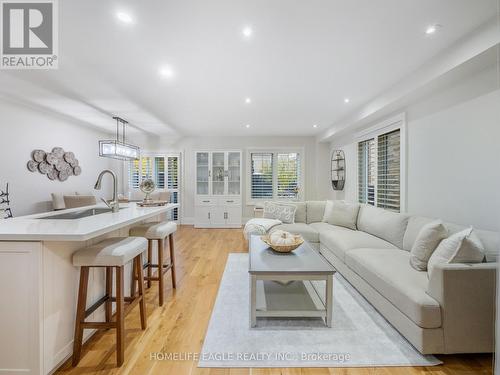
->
[0,203,179,241]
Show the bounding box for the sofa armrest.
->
[426,262,497,353]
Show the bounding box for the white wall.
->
[0,99,123,216]
[327,66,500,231]
[143,135,321,222]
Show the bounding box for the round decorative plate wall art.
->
[26,147,82,182]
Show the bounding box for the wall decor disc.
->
[55,160,67,172]
[65,165,74,176]
[63,152,75,163]
[27,160,38,172]
[38,161,51,174]
[51,147,64,157]
[45,153,58,165]
[47,168,58,180]
[58,170,69,181]
[73,165,82,176]
[32,150,46,163]
[69,159,79,167]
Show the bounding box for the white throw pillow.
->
[322,200,334,222]
[263,202,297,224]
[409,221,447,271]
[325,200,360,230]
[427,227,485,278]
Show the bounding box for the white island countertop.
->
[0,202,179,241]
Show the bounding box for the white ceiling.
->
[0,0,496,138]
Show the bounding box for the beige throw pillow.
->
[325,200,360,230]
[427,227,485,278]
[409,221,447,271]
[263,202,297,224]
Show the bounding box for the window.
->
[249,151,302,201]
[128,153,181,221]
[357,115,404,212]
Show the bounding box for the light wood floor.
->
[56,226,494,375]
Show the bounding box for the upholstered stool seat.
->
[129,221,177,306]
[129,222,177,240]
[71,237,148,367]
[73,237,147,266]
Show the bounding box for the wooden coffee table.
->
[248,235,335,328]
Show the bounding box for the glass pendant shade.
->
[99,116,140,161]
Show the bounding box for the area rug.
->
[198,253,441,368]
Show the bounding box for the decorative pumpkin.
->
[270,230,297,246]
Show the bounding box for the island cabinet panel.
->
[0,241,42,375]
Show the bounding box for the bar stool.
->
[71,237,148,367]
[129,221,177,306]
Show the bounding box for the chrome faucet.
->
[94,170,120,213]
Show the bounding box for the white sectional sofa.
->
[245,201,499,354]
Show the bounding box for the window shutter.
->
[251,153,273,199]
[155,157,165,189]
[377,129,401,212]
[129,160,140,189]
[358,139,376,205]
[277,153,300,199]
[167,156,179,190]
[141,157,153,181]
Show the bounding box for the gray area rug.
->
[199,253,441,368]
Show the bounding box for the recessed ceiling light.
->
[425,24,442,35]
[245,97,252,104]
[245,124,251,128]
[159,65,174,79]
[116,12,133,24]
[312,124,318,128]
[242,26,253,38]
[344,98,350,103]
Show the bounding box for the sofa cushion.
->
[345,248,442,329]
[403,216,500,262]
[306,201,326,224]
[313,223,396,262]
[409,220,448,271]
[325,200,360,230]
[270,223,319,243]
[263,201,296,224]
[289,202,306,223]
[357,204,409,248]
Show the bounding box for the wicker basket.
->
[261,233,304,253]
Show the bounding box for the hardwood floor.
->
[56,226,494,375]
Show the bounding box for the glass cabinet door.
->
[227,152,241,195]
[212,152,225,195]
[196,152,209,195]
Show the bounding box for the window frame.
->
[246,147,305,205]
[356,113,407,213]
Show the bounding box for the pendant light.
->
[99,116,140,161]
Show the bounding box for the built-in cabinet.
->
[195,151,242,228]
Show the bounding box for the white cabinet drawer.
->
[219,198,241,206]
[196,197,217,206]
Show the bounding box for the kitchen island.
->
[0,203,179,375]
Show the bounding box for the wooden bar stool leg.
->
[105,267,113,323]
[147,240,152,289]
[130,258,137,298]
[72,267,89,367]
[115,266,125,367]
[168,234,177,289]
[158,239,164,306]
[136,254,147,330]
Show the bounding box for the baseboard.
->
[181,217,194,225]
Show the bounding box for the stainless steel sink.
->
[37,207,125,220]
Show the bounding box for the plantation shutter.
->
[251,153,273,199]
[358,139,376,205]
[155,157,165,189]
[129,160,140,189]
[141,157,153,181]
[377,129,401,212]
[167,156,180,220]
[277,153,300,199]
